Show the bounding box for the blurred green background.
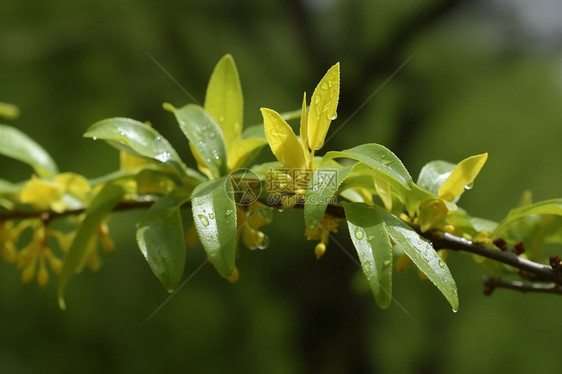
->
[1,0,562,373]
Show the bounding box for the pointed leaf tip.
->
[438,153,488,202]
[261,108,306,169]
[307,62,340,151]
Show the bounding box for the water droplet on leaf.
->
[197,214,209,227]
[225,209,233,216]
[452,308,458,313]
[354,229,365,240]
[439,259,445,268]
[155,152,171,162]
[208,212,215,219]
[465,182,474,190]
[92,136,97,140]
[331,113,338,120]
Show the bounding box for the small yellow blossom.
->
[16,222,63,287]
[238,203,272,250]
[0,220,30,263]
[81,221,114,271]
[305,214,340,259]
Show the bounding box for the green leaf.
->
[344,202,393,308]
[0,102,20,120]
[58,183,126,310]
[242,124,266,140]
[376,207,459,310]
[84,118,186,177]
[227,138,268,171]
[136,188,190,292]
[417,160,456,196]
[164,103,228,178]
[494,198,562,236]
[325,143,412,189]
[204,54,243,151]
[304,162,354,229]
[191,177,237,278]
[0,124,59,178]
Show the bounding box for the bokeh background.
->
[1,0,562,373]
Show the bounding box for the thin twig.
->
[482,276,562,295]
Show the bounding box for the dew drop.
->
[225,209,233,216]
[465,182,474,190]
[256,234,270,250]
[331,113,338,120]
[209,132,216,139]
[208,212,215,219]
[364,261,373,271]
[119,131,126,136]
[197,214,209,227]
[180,121,186,126]
[354,229,365,240]
[155,152,171,162]
[155,136,161,141]
[452,308,458,313]
[367,235,375,241]
[205,158,212,163]
[384,260,391,266]
[92,136,97,141]
[439,259,446,268]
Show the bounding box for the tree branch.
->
[482,276,562,295]
[421,229,562,286]
[3,197,562,290]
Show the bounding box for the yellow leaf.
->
[260,108,306,169]
[307,62,340,151]
[438,153,488,201]
[299,92,311,166]
[0,102,20,120]
[374,176,392,212]
[204,54,243,152]
[417,198,448,232]
[20,176,64,210]
[55,173,91,200]
[188,142,214,180]
[227,138,267,172]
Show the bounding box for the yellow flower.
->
[16,222,63,287]
[305,214,341,260]
[82,221,115,271]
[0,220,30,263]
[261,62,340,173]
[238,203,272,250]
